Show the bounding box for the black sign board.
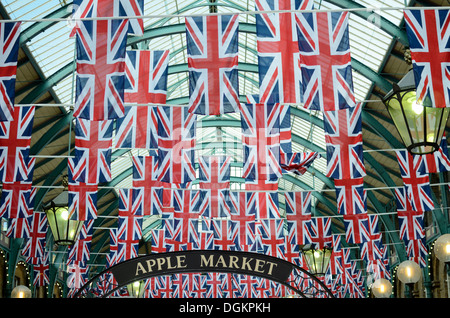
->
[109,250,294,286]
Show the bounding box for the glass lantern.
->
[382,70,449,154]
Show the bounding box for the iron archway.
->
[73,250,334,298]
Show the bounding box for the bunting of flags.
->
[4,2,450,298]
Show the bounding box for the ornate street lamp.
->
[300,244,333,276]
[397,260,421,298]
[44,177,82,246]
[371,278,392,298]
[127,280,145,298]
[382,69,450,155]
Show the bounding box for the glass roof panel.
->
[1,0,406,201]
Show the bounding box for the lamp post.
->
[44,177,82,246]
[397,260,421,298]
[382,69,450,155]
[127,280,145,298]
[300,244,333,277]
[434,233,450,297]
[11,285,31,298]
[371,278,392,298]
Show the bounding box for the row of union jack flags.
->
[1,1,450,296]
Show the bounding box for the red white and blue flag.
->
[425,135,450,173]
[323,102,365,179]
[405,237,428,268]
[228,191,257,249]
[308,217,333,249]
[241,103,282,182]
[115,50,169,154]
[169,189,200,246]
[157,105,196,186]
[246,180,281,219]
[117,189,144,261]
[196,156,232,218]
[255,0,314,104]
[297,10,355,111]
[396,149,434,212]
[281,151,320,176]
[210,218,239,251]
[68,219,94,265]
[257,218,285,258]
[73,10,129,120]
[284,191,312,245]
[0,157,35,219]
[131,155,165,216]
[21,210,48,261]
[68,157,98,221]
[395,186,425,241]
[0,105,35,183]
[70,0,145,37]
[186,14,240,115]
[334,177,369,244]
[404,9,450,108]
[0,22,21,122]
[73,118,113,184]
[32,253,50,287]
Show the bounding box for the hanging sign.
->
[109,250,294,286]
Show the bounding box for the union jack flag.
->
[404,9,450,108]
[0,156,35,219]
[285,191,312,245]
[405,237,428,268]
[107,228,118,267]
[67,262,89,290]
[73,118,113,184]
[246,180,280,219]
[74,14,128,121]
[6,186,35,238]
[228,191,257,249]
[188,219,214,250]
[21,210,48,261]
[186,14,240,115]
[359,215,384,261]
[425,135,450,173]
[210,218,239,250]
[297,10,356,111]
[246,94,293,159]
[157,105,196,186]
[256,218,285,258]
[67,157,98,221]
[395,186,425,241]
[396,149,434,212]
[241,103,282,182]
[71,0,145,36]
[67,219,94,265]
[115,50,169,154]
[308,217,333,249]
[117,188,143,261]
[281,151,320,176]
[132,155,167,216]
[196,156,232,218]
[162,214,186,251]
[0,105,35,183]
[343,211,369,244]
[323,102,365,179]
[169,189,200,246]
[329,234,343,276]
[334,177,367,216]
[255,0,314,104]
[32,253,50,287]
[0,22,21,122]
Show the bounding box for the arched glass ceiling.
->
[2,0,408,203]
